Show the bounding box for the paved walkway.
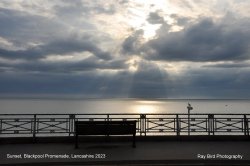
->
[1,140,250,165]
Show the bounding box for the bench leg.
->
[75,134,78,149]
[133,133,136,148]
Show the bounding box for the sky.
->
[0,0,250,99]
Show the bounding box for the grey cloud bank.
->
[0,0,250,99]
[144,17,250,62]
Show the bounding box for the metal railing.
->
[0,114,249,138]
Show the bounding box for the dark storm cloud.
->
[143,17,250,62]
[0,70,135,97]
[0,37,112,60]
[203,62,250,68]
[183,68,250,98]
[0,7,112,60]
[0,72,110,95]
[2,63,250,98]
[121,30,144,55]
[157,67,250,99]
[45,38,112,60]
[0,57,127,73]
[0,60,171,98]
[129,61,169,98]
[1,58,250,98]
[0,8,64,42]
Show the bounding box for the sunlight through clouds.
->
[1,0,250,98]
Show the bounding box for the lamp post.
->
[187,103,193,135]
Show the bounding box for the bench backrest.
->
[75,121,136,135]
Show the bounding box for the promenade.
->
[1,137,250,165]
[1,113,250,165]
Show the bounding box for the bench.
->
[75,121,137,148]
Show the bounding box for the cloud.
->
[0,7,113,61]
[0,59,171,98]
[0,72,109,95]
[0,56,127,74]
[54,0,117,19]
[203,62,250,68]
[0,7,64,43]
[121,30,144,55]
[1,1,250,99]
[143,16,250,62]
[168,0,193,10]
[118,0,129,5]
[147,11,164,24]
[185,68,250,98]
[0,36,112,60]
[128,60,169,98]
[3,58,250,98]
[170,14,192,26]
[0,69,136,98]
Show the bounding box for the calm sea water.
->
[0,99,250,114]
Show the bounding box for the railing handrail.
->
[0,113,250,116]
[1,113,249,138]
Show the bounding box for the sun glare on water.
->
[132,100,161,114]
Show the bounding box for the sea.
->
[0,99,250,114]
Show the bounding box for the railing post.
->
[188,114,190,135]
[107,114,110,138]
[69,114,75,136]
[208,114,214,135]
[33,114,37,143]
[187,103,193,136]
[176,114,180,136]
[0,118,2,134]
[140,114,146,136]
[107,114,110,121]
[244,115,249,136]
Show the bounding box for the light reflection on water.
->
[132,100,165,114]
[134,104,156,114]
[0,99,250,114]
